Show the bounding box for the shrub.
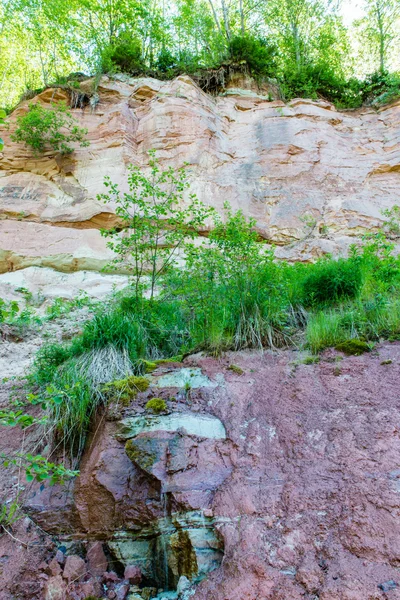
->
[280,63,363,108]
[360,71,400,106]
[101,34,144,74]
[156,48,177,73]
[302,258,362,307]
[11,102,89,155]
[229,35,277,79]
[145,398,167,413]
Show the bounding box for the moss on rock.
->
[125,438,158,471]
[102,375,150,405]
[228,364,244,375]
[335,339,371,356]
[145,398,167,414]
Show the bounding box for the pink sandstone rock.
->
[1,76,400,280]
[62,554,86,583]
[87,541,108,577]
[124,564,142,584]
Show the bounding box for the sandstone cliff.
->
[1,75,400,299]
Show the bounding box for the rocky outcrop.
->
[1,75,400,294]
[4,346,399,599]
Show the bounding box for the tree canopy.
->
[1,0,400,109]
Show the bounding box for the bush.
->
[11,102,89,155]
[360,71,400,106]
[281,63,363,108]
[101,34,144,74]
[156,48,177,73]
[302,258,362,307]
[229,35,277,79]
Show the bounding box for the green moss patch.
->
[335,339,371,356]
[103,375,150,404]
[145,398,167,414]
[227,364,244,375]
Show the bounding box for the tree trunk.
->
[376,1,385,73]
[291,20,301,69]
[239,0,245,34]
[221,0,231,40]
[207,0,223,37]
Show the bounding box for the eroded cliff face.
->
[1,74,400,298]
[3,346,400,600]
[2,78,400,600]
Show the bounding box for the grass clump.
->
[301,355,320,365]
[145,398,167,414]
[335,339,371,355]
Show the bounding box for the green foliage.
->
[100,150,213,301]
[145,397,167,413]
[0,499,21,529]
[11,102,89,156]
[382,205,400,237]
[227,364,244,375]
[302,258,362,307]
[103,375,150,400]
[101,34,144,74]
[358,71,400,106]
[335,339,371,355]
[228,35,277,78]
[0,108,6,151]
[281,63,363,108]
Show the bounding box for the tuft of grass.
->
[302,258,362,307]
[306,311,344,354]
[301,355,320,365]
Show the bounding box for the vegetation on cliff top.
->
[1,0,400,110]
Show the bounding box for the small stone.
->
[104,571,120,582]
[378,580,397,592]
[81,580,104,597]
[141,588,158,600]
[87,541,108,577]
[47,557,62,577]
[124,564,142,584]
[62,554,86,582]
[115,582,130,599]
[44,575,67,600]
[108,591,117,599]
[177,575,191,595]
[55,549,65,565]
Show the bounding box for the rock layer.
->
[7,347,400,600]
[1,75,400,285]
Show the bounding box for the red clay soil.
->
[1,343,400,599]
